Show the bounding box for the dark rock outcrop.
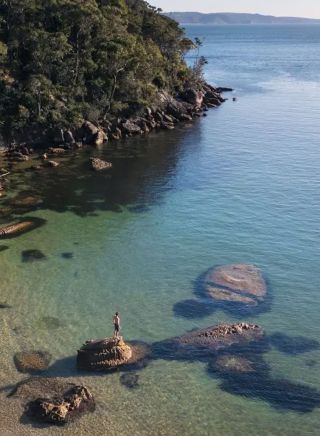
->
[204,264,267,306]
[14,351,52,374]
[28,385,94,425]
[10,378,95,426]
[77,337,132,370]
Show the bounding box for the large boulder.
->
[180,88,204,107]
[81,121,107,146]
[77,337,132,370]
[121,119,142,135]
[10,378,95,426]
[204,264,267,306]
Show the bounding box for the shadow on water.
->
[173,268,273,321]
[173,299,216,319]
[1,126,199,220]
[269,332,320,355]
[217,373,320,413]
[152,331,320,413]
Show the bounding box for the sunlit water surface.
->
[0,25,320,435]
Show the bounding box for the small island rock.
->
[77,337,132,370]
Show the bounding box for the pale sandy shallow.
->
[1,303,320,436]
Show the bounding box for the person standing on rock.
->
[113,312,120,338]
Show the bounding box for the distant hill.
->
[165,12,320,25]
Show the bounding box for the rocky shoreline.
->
[1,83,228,152]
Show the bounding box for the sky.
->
[150,0,320,19]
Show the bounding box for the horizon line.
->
[164,11,320,20]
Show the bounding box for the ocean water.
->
[0,25,320,435]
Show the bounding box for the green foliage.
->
[0,0,196,140]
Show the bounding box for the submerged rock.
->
[14,351,52,374]
[125,341,152,369]
[10,378,95,426]
[204,264,267,306]
[61,252,73,259]
[176,323,263,350]
[48,147,65,155]
[0,245,9,252]
[0,302,12,309]
[11,194,43,208]
[0,217,46,239]
[77,337,132,370]
[39,316,65,330]
[90,157,112,171]
[210,354,256,374]
[120,373,139,389]
[22,249,46,262]
[153,323,264,360]
[46,160,59,168]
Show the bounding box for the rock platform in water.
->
[175,323,263,351]
[77,337,132,370]
[153,322,264,361]
[204,264,267,306]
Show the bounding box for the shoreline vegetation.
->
[0,0,229,151]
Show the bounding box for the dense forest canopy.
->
[0,0,197,142]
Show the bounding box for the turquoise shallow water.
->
[0,25,320,435]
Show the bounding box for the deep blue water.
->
[0,24,320,435]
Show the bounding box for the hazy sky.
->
[150,0,320,19]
